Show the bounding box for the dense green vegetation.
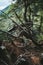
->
[0,0,43,44]
[0,1,43,65]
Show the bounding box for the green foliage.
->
[0,18,14,31]
[0,0,43,42]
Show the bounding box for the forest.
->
[0,0,43,65]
